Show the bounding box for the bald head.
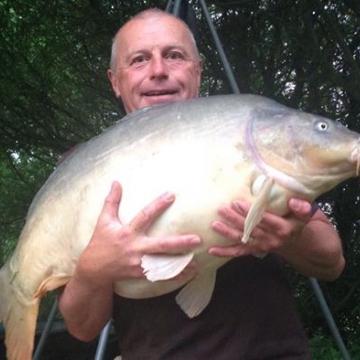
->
[110,9,199,72]
[107,8,202,114]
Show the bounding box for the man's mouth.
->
[143,90,178,96]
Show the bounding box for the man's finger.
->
[212,220,241,243]
[129,192,175,233]
[101,181,123,221]
[143,234,201,254]
[209,245,249,258]
[288,198,312,223]
[217,205,246,229]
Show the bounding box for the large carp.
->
[0,94,359,360]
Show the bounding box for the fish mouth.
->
[350,146,360,176]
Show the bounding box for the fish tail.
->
[0,261,39,360]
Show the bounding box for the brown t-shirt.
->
[112,255,311,360]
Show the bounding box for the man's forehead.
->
[122,38,190,56]
[118,16,193,53]
[124,14,185,32]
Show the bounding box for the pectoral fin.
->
[141,253,194,282]
[34,274,71,298]
[242,176,274,244]
[176,270,216,318]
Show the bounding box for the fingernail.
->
[218,206,229,215]
[289,198,302,211]
[189,235,201,245]
[232,200,244,211]
[212,221,220,230]
[163,192,175,202]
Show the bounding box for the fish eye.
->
[315,120,329,132]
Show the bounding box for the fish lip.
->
[350,146,360,176]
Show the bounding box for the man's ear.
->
[197,59,203,88]
[107,69,122,98]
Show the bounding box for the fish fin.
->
[0,261,40,360]
[175,270,216,318]
[242,176,274,244]
[5,299,40,360]
[4,274,70,360]
[141,253,194,282]
[34,274,71,298]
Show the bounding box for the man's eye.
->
[167,52,184,60]
[131,56,148,65]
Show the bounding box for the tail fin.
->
[0,262,40,360]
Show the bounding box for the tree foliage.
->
[0,0,359,357]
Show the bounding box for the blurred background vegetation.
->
[0,0,359,358]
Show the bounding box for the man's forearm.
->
[58,273,114,342]
[277,209,345,281]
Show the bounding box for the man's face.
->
[108,15,202,114]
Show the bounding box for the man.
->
[59,9,345,359]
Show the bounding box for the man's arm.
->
[275,199,345,280]
[210,198,345,281]
[58,181,200,341]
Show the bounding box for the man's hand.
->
[59,181,201,341]
[209,197,344,281]
[76,181,201,285]
[209,199,310,258]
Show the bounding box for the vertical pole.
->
[165,0,172,12]
[166,0,182,16]
[309,278,351,360]
[172,0,182,16]
[197,0,240,94]
[33,299,58,360]
[94,321,112,360]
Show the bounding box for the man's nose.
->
[149,56,169,79]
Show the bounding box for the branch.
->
[314,0,360,82]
